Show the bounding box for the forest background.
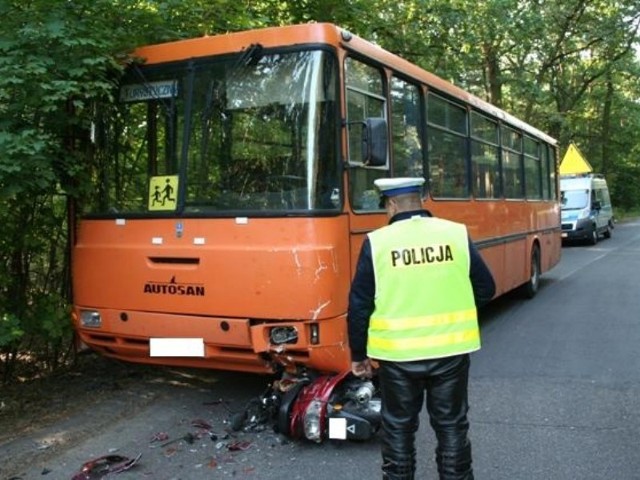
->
[1,0,639,384]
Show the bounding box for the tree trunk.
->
[600,73,614,175]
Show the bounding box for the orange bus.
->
[72,23,560,376]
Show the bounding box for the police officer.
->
[347,177,495,480]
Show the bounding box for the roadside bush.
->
[0,195,73,384]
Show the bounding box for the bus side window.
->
[524,136,542,200]
[541,143,551,200]
[471,112,499,199]
[426,93,469,199]
[345,57,388,211]
[390,76,423,178]
[502,126,524,199]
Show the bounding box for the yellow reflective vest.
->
[367,216,480,361]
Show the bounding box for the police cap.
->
[374,177,425,199]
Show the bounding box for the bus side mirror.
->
[592,200,601,210]
[361,118,388,167]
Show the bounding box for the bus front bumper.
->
[72,308,350,374]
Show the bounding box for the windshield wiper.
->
[237,43,264,68]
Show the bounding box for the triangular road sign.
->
[560,143,593,175]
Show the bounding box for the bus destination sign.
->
[120,80,178,102]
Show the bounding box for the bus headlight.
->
[270,326,298,345]
[80,309,102,328]
[303,399,323,442]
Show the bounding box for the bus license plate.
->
[150,338,205,357]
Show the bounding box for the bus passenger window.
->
[502,126,524,199]
[352,169,384,210]
[524,136,542,200]
[426,94,468,199]
[390,77,423,177]
[550,146,558,200]
[542,144,557,200]
[345,58,387,212]
[471,112,499,199]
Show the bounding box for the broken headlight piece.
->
[269,326,298,345]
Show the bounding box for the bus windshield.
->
[88,49,339,216]
[561,189,589,210]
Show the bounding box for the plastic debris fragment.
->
[70,453,141,480]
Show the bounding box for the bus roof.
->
[131,23,556,146]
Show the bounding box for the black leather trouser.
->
[377,354,473,480]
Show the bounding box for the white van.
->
[560,174,614,244]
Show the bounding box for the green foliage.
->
[0,0,173,383]
[0,314,24,348]
[610,163,640,211]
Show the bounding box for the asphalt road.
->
[3,219,640,480]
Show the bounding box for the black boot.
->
[381,456,415,480]
[435,440,473,480]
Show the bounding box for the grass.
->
[614,208,640,223]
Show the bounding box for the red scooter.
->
[231,371,381,443]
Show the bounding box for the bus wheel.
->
[523,245,540,299]
[589,226,598,245]
[604,223,612,239]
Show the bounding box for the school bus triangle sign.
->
[560,143,593,175]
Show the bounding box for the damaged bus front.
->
[73,32,352,375]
